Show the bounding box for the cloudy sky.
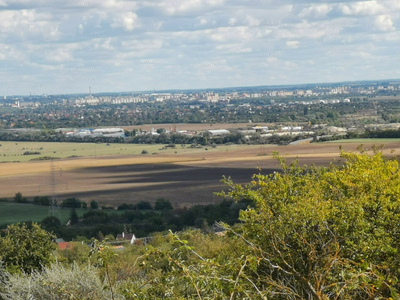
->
[0,0,400,95]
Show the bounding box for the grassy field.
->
[0,202,89,224]
[0,141,255,163]
[0,142,174,162]
[325,138,400,143]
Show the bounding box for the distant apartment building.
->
[111,97,147,104]
[305,90,313,96]
[206,93,219,102]
[86,98,100,105]
[281,126,302,131]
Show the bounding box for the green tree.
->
[41,216,61,231]
[90,200,99,209]
[33,196,50,206]
[13,192,27,203]
[200,136,208,146]
[156,128,166,134]
[135,201,153,210]
[0,223,57,274]
[61,198,81,208]
[154,198,173,210]
[70,208,79,225]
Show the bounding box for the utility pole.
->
[49,159,61,221]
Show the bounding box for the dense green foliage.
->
[214,150,400,299]
[0,129,309,145]
[42,199,249,241]
[0,195,249,241]
[154,198,173,210]
[0,223,56,274]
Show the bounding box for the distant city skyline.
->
[1,0,400,95]
[2,77,399,98]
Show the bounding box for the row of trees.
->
[315,127,400,143]
[9,193,100,209]
[0,129,311,146]
[40,198,250,241]
[10,193,175,212]
[117,198,173,211]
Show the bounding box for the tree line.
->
[0,129,312,146]
[1,193,251,242]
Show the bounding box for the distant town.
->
[0,79,400,145]
[2,79,400,108]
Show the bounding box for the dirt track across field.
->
[1,141,400,206]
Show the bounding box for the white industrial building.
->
[92,128,125,138]
[281,126,302,131]
[66,128,125,138]
[207,129,230,136]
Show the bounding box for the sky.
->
[0,0,400,95]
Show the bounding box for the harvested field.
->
[0,141,172,163]
[1,140,400,208]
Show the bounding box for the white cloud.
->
[298,4,333,19]
[286,41,300,48]
[228,18,236,26]
[111,11,138,31]
[339,1,386,16]
[0,0,399,94]
[244,15,261,27]
[374,15,395,31]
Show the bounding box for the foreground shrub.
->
[0,223,56,274]
[0,263,117,300]
[218,149,400,299]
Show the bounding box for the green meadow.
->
[0,201,90,224]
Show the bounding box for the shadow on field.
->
[61,164,280,204]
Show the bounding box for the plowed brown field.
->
[1,141,399,207]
